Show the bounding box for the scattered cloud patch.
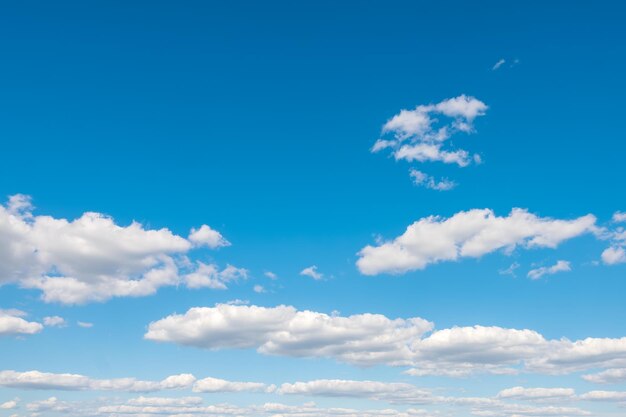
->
[43,316,66,327]
[409,169,456,191]
[0,310,43,337]
[77,321,93,328]
[583,368,626,384]
[300,266,323,280]
[372,95,487,187]
[253,285,266,293]
[527,260,571,280]
[492,59,506,70]
[188,225,230,249]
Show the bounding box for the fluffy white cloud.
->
[357,208,596,275]
[0,310,43,336]
[409,169,456,191]
[300,265,323,280]
[373,95,487,185]
[583,368,626,384]
[0,370,195,392]
[193,377,273,393]
[602,246,626,265]
[43,316,66,327]
[188,225,230,249]
[0,195,238,304]
[527,260,571,280]
[145,304,433,366]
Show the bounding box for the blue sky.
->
[1,1,626,416]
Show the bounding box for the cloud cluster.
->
[144,303,626,378]
[0,194,242,304]
[357,208,596,275]
[601,211,626,265]
[372,95,487,188]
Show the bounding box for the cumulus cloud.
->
[527,260,571,280]
[373,95,487,185]
[0,398,18,409]
[357,208,596,275]
[145,303,433,366]
[409,169,456,191]
[580,390,626,402]
[0,310,43,336]
[0,195,239,304]
[184,263,248,289]
[253,284,266,293]
[145,303,626,378]
[602,246,626,265]
[0,370,195,392]
[612,212,626,223]
[188,225,230,249]
[300,266,323,280]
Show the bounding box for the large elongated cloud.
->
[0,195,242,304]
[145,303,433,366]
[357,208,597,275]
[145,304,626,378]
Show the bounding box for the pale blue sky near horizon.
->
[1,2,625,416]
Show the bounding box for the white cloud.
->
[193,376,273,393]
[612,212,626,223]
[409,169,456,191]
[583,368,626,384]
[0,370,195,392]
[527,260,571,280]
[0,310,43,336]
[145,303,626,378]
[43,316,66,327]
[373,95,487,185]
[188,224,230,249]
[0,399,18,409]
[497,386,575,402]
[300,265,323,280]
[580,390,626,402]
[264,271,278,280]
[184,262,248,289]
[357,208,596,275]
[492,59,506,70]
[145,303,433,366]
[253,284,266,293]
[602,246,626,265]
[499,262,520,277]
[77,321,93,328]
[0,195,239,304]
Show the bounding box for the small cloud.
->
[409,169,456,191]
[253,285,266,294]
[492,58,506,70]
[225,299,249,306]
[602,246,626,265]
[264,271,278,280]
[499,262,520,277]
[43,316,66,327]
[77,321,93,328]
[300,266,323,280]
[188,225,230,249]
[613,211,626,223]
[527,260,571,280]
[0,398,18,409]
